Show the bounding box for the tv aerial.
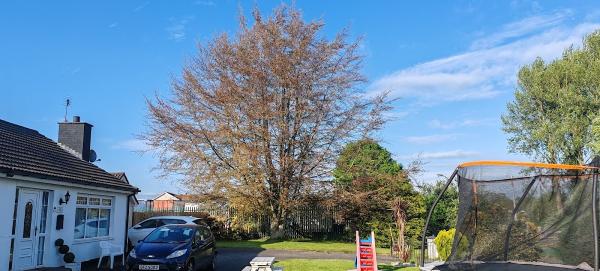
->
[64,98,71,122]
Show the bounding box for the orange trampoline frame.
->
[458,160,599,170]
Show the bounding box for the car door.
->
[201,225,215,255]
[129,219,158,244]
[198,226,215,268]
[193,228,211,268]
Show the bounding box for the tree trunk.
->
[270,214,286,239]
[552,178,564,212]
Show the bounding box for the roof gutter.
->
[0,167,140,193]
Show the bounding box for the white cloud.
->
[470,10,571,50]
[404,134,458,144]
[399,150,479,160]
[369,11,600,105]
[133,2,149,12]
[413,171,450,184]
[112,139,150,152]
[108,22,119,28]
[166,17,194,41]
[428,118,496,129]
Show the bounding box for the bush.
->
[434,228,455,261]
[333,140,425,248]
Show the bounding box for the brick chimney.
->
[58,116,93,161]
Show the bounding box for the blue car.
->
[127,224,216,271]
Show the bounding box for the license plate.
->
[139,265,160,270]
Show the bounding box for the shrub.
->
[434,228,455,261]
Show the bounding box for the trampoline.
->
[420,161,600,271]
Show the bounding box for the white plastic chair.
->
[98,241,124,270]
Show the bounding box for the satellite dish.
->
[89,149,97,163]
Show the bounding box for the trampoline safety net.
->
[434,162,599,271]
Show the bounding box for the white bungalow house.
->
[0,117,139,270]
[111,172,139,229]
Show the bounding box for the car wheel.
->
[207,256,215,271]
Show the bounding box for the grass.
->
[274,259,354,271]
[217,238,390,255]
[274,259,420,271]
[219,240,423,270]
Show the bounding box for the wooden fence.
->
[133,205,349,240]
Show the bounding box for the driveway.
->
[84,248,396,270]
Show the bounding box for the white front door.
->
[13,188,49,271]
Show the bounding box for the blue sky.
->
[2,1,600,199]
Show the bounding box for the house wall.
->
[152,199,176,210]
[0,177,17,271]
[66,189,128,264]
[128,199,135,228]
[0,174,132,270]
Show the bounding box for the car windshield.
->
[144,226,194,243]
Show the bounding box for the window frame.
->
[9,188,19,271]
[194,229,203,245]
[137,219,158,229]
[160,219,186,225]
[74,194,114,241]
[200,225,213,240]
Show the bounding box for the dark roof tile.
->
[0,119,138,192]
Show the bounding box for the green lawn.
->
[274,259,420,271]
[217,239,390,255]
[274,259,354,271]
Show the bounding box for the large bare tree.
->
[144,5,390,237]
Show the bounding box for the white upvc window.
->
[74,194,113,239]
